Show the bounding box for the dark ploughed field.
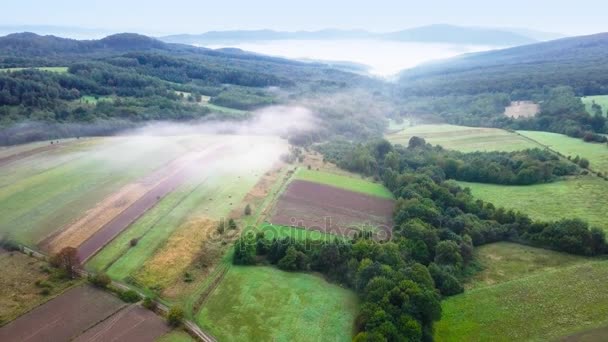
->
[0,285,168,342]
[270,180,394,236]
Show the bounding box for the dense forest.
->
[234,137,607,341]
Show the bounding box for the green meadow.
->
[197,266,358,341]
[459,176,608,231]
[386,124,540,152]
[582,95,608,117]
[519,130,608,174]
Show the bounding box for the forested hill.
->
[399,32,608,96]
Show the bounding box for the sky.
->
[1,0,607,36]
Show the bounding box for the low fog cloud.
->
[126,105,319,138]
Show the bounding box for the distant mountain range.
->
[160,25,564,46]
[399,32,608,96]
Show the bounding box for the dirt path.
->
[76,145,229,262]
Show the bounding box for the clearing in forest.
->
[503,101,539,118]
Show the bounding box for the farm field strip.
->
[386,124,541,152]
[518,130,608,174]
[72,304,170,342]
[0,137,197,245]
[459,176,608,231]
[76,144,229,261]
[435,260,608,341]
[294,168,394,199]
[42,146,220,254]
[0,285,126,342]
[270,180,394,236]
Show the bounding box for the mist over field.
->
[206,40,499,76]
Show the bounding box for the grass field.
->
[436,260,608,341]
[0,67,68,73]
[157,331,196,342]
[294,168,394,199]
[518,130,608,174]
[467,242,590,289]
[460,176,608,231]
[0,251,78,325]
[76,95,114,105]
[582,95,608,117]
[386,124,540,152]
[197,266,358,341]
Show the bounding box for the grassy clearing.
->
[0,67,68,73]
[386,124,540,152]
[460,176,608,231]
[518,130,608,174]
[582,95,608,117]
[0,251,78,325]
[435,260,608,341]
[294,168,394,199]
[76,95,114,105]
[197,266,358,341]
[467,242,590,290]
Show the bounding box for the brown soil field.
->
[270,180,394,237]
[42,150,207,255]
[134,217,217,292]
[504,101,540,118]
[0,251,76,325]
[76,145,228,262]
[0,285,125,342]
[72,305,170,342]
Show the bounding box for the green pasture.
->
[197,266,358,341]
[386,124,540,152]
[518,130,608,174]
[459,176,608,231]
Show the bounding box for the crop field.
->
[294,168,393,199]
[518,130,608,174]
[0,285,126,341]
[0,284,169,342]
[270,180,395,237]
[435,260,608,341]
[459,176,608,231]
[0,136,204,246]
[466,242,590,289]
[582,95,608,117]
[386,124,540,152]
[197,266,358,341]
[503,101,539,118]
[0,251,78,325]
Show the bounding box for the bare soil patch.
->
[504,101,539,118]
[72,304,170,342]
[270,180,394,237]
[0,285,125,342]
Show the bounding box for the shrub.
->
[183,272,193,283]
[119,289,141,303]
[167,306,184,327]
[88,273,112,288]
[129,238,139,247]
[40,288,51,296]
[142,296,157,311]
[228,218,238,230]
[244,204,252,216]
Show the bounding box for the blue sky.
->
[2,0,606,35]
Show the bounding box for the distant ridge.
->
[160,25,545,46]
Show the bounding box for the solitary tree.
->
[50,247,81,278]
[167,306,185,327]
[244,204,252,216]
